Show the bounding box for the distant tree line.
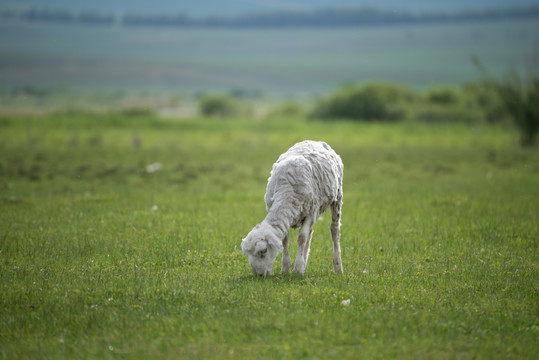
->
[2,6,539,28]
[1,8,116,26]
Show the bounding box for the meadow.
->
[0,113,537,359]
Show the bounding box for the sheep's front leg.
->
[331,200,343,274]
[293,217,313,275]
[281,232,292,274]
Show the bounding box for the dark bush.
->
[463,81,507,123]
[199,94,248,118]
[426,87,460,105]
[496,76,539,146]
[311,83,411,121]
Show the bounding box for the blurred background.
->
[0,0,538,121]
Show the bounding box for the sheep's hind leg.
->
[303,227,314,264]
[331,200,343,274]
[281,232,292,274]
[293,217,313,275]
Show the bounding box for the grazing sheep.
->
[241,140,343,276]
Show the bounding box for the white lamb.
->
[241,140,344,276]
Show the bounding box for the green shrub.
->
[426,87,461,105]
[462,81,507,123]
[199,94,248,118]
[311,83,411,121]
[496,76,539,146]
[471,56,538,144]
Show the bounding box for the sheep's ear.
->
[241,237,253,254]
[267,233,283,252]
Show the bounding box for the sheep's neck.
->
[264,209,293,239]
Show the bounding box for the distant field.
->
[0,114,538,359]
[1,19,538,95]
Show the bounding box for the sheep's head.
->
[241,223,283,276]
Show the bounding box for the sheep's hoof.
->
[333,258,343,274]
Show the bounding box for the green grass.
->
[0,114,538,359]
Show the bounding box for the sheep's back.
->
[265,141,343,227]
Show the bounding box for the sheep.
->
[241,140,343,276]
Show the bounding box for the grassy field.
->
[1,18,538,94]
[0,114,538,359]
